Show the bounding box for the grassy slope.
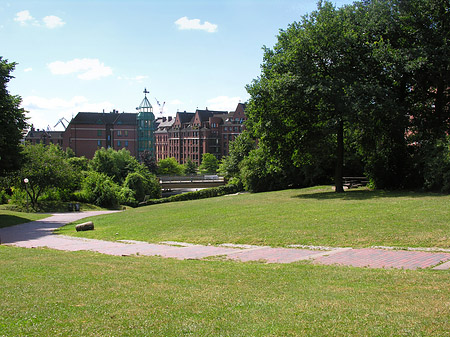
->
[0,210,49,228]
[1,245,449,336]
[58,186,450,248]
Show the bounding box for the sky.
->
[1,0,354,131]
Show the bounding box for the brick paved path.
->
[1,212,449,270]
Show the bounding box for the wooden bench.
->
[343,177,369,189]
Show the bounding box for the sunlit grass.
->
[58,186,450,248]
[0,245,449,336]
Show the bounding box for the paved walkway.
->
[1,212,449,270]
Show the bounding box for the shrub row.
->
[139,184,243,206]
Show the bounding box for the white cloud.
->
[14,10,35,25]
[175,16,218,33]
[206,96,241,111]
[118,75,148,83]
[48,58,113,80]
[14,10,64,29]
[43,15,65,29]
[22,95,115,130]
[24,67,33,72]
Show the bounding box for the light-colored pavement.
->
[1,212,449,270]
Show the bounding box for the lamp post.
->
[23,178,29,212]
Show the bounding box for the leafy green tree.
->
[199,153,218,175]
[157,157,184,176]
[0,58,28,175]
[183,158,198,175]
[89,148,139,184]
[140,150,158,174]
[219,131,256,180]
[246,1,367,192]
[80,171,120,208]
[123,170,161,203]
[240,146,284,193]
[15,144,78,209]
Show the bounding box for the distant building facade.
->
[155,103,247,165]
[25,127,64,147]
[61,110,138,158]
[25,90,247,164]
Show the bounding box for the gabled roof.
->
[174,112,195,126]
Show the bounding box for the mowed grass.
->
[0,210,49,229]
[1,245,449,336]
[58,186,450,248]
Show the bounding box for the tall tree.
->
[0,58,28,175]
[15,144,77,209]
[246,1,366,192]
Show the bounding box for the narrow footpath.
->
[1,212,449,270]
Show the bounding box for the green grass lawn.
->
[57,186,450,248]
[0,210,49,229]
[0,245,449,336]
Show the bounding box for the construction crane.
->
[54,117,69,130]
[155,97,165,114]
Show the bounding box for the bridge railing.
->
[158,175,225,183]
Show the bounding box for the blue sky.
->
[1,0,353,130]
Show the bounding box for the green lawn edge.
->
[57,186,450,249]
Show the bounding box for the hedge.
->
[138,184,243,206]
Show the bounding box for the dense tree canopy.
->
[245,0,450,192]
[0,58,28,175]
[199,153,218,175]
[15,144,78,209]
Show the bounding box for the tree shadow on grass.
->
[0,214,33,228]
[292,188,443,201]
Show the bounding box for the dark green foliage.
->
[239,147,284,193]
[122,170,161,206]
[78,171,120,208]
[157,157,184,176]
[199,153,218,175]
[0,189,8,204]
[0,58,28,175]
[141,184,242,206]
[183,158,198,175]
[140,150,158,174]
[14,144,79,209]
[219,131,256,180]
[89,148,139,184]
[244,0,450,192]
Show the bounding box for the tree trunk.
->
[335,119,344,193]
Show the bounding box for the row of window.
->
[97,140,129,147]
[97,130,130,137]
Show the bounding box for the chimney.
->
[163,117,167,122]
[168,116,172,121]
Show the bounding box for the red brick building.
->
[62,110,138,158]
[25,102,247,164]
[155,103,247,165]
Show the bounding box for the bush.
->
[80,171,121,208]
[140,184,243,206]
[239,147,284,193]
[119,187,137,207]
[0,189,9,204]
[157,157,184,176]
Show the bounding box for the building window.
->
[97,130,102,136]
[125,130,128,137]
[118,140,121,147]
[97,140,102,147]
[125,140,128,147]
[117,130,122,136]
